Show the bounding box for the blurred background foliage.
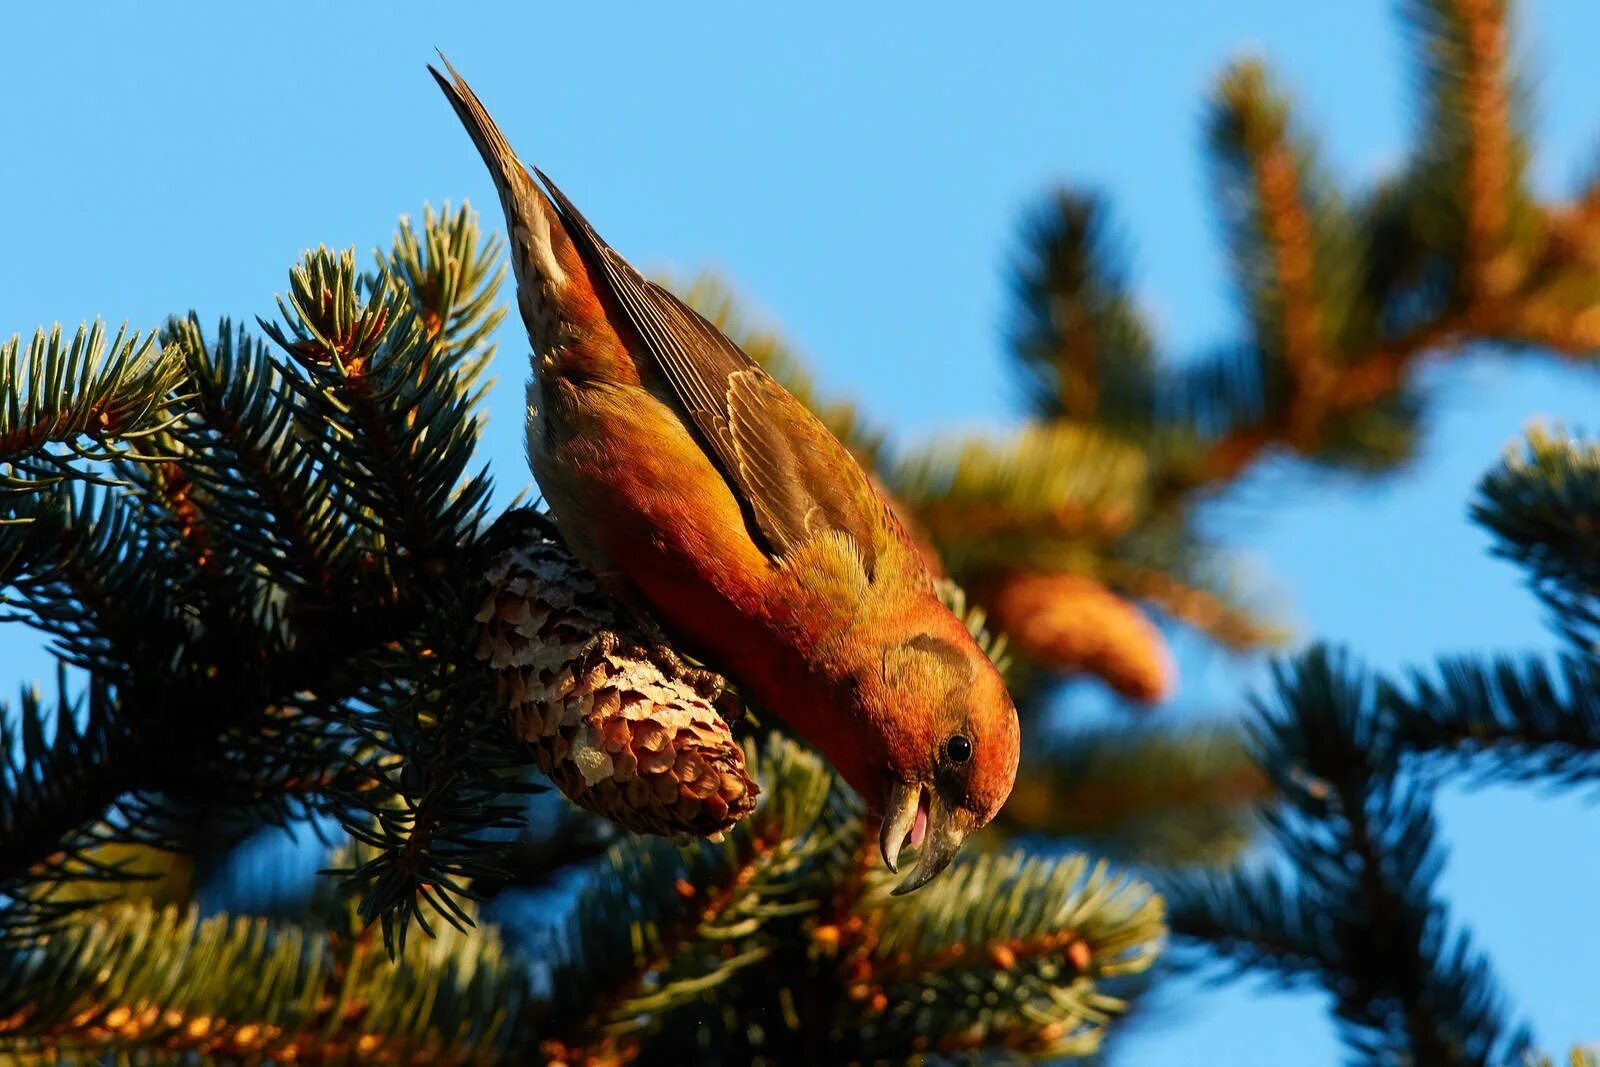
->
[2,0,1600,1063]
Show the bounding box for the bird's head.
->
[843,608,1020,895]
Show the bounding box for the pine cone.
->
[476,534,758,838]
[975,570,1175,704]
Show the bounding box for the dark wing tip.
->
[532,166,613,264]
[428,52,474,104]
[427,52,464,105]
[532,166,577,217]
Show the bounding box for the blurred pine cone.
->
[476,534,759,837]
[975,570,1174,704]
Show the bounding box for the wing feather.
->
[536,168,887,571]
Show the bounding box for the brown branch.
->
[151,462,218,579]
[1246,116,1329,400]
[1160,12,1593,501]
[1169,312,1479,493]
[1112,566,1287,651]
[1057,303,1101,421]
[1458,0,1520,299]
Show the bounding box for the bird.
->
[430,57,1019,893]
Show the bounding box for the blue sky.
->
[5,2,1599,1062]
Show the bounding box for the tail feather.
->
[430,54,568,346]
[428,57,523,201]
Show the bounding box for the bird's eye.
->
[944,733,973,764]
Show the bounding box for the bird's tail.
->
[429,54,571,354]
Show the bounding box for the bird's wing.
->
[536,169,888,572]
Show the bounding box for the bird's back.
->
[430,58,945,729]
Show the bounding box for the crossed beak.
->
[878,780,976,895]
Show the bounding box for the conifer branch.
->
[999,725,1270,868]
[0,678,150,943]
[260,242,492,566]
[842,853,1164,1061]
[1532,1048,1600,1067]
[1,482,188,682]
[889,423,1149,561]
[1136,3,1595,499]
[1407,0,1532,300]
[329,601,535,957]
[1110,564,1287,652]
[0,208,525,952]
[1170,647,1531,1065]
[0,900,533,1064]
[518,732,1166,1064]
[1211,62,1338,402]
[1157,284,1578,495]
[0,322,181,482]
[161,317,345,595]
[1163,866,1328,982]
[1457,0,1520,295]
[386,203,507,375]
[547,736,847,1059]
[1007,192,1158,426]
[1393,653,1600,787]
[1473,427,1600,646]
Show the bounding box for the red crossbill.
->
[432,59,1019,892]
